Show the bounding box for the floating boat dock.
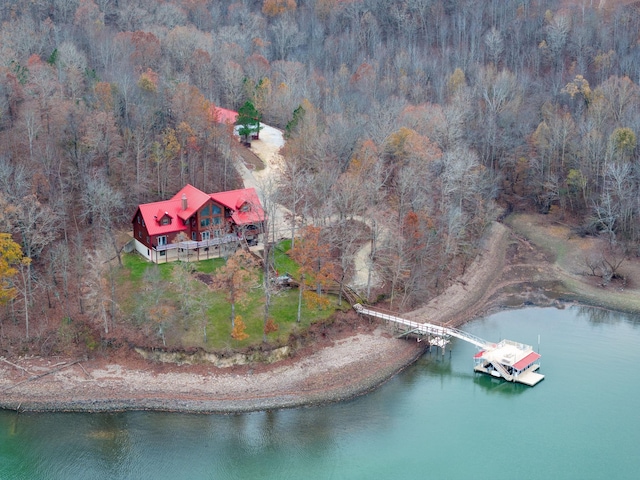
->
[473,340,544,386]
[352,303,544,387]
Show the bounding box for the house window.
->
[192,231,196,241]
[161,216,171,225]
[200,217,211,228]
[202,231,210,241]
[137,215,140,224]
[142,219,145,227]
[138,231,141,238]
[212,205,222,214]
[213,217,221,225]
[157,235,167,246]
[201,205,210,217]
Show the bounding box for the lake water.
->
[2,306,639,479]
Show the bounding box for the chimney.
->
[181,194,188,211]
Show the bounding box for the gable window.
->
[212,205,222,214]
[161,216,171,226]
[201,205,210,217]
[157,235,167,246]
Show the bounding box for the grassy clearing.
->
[193,258,226,274]
[506,213,640,314]
[115,242,337,351]
[506,214,569,262]
[122,254,173,282]
[507,213,589,266]
[272,239,299,277]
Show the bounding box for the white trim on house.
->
[134,239,152,260]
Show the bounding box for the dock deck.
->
[515,368,545,386]
[473,340,544,386]
[474,363,545,386]
[352,303,544,387]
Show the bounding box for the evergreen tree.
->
[236,101,262,144]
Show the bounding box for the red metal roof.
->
[170,184,212,221]
[513,351,541,371]
[137,184,210,236]
[210,188,265,226]
[135,185,264,237]
[213,107,238,124]
[137,199,188,236]
[474,350,485,358]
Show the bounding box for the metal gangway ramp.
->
[352,303,492,350]
[352,303,544,386]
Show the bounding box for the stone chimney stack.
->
[181,193,188,211]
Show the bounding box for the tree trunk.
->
[23,287,29,341]
[262,243,271,342]
[296,274,304,323]
[230,279,236,329]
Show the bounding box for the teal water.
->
[1,306,639,479]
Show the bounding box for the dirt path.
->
[406,222,511,326]
[236,124,291,241]
[239,127,384,291]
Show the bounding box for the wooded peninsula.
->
[1,0,639,370]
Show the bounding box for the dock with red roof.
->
[352,303,544,386]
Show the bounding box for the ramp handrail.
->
[353,303,492,350]
[445,327,493,349]
[354,304,449,337]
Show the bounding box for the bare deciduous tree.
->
[81,176,125,265]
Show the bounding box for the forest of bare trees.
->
[1,0,639,350]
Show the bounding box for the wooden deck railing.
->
[154,234,240,251]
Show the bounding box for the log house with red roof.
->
[132,184,265,263]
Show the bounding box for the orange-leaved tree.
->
[290,226,337,322]
[262,0,297,17]
[231,314,249,341]
[210,250,258,331]
[264,317,279,335]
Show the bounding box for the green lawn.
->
[272,239,299,277]
[116,242,337,351]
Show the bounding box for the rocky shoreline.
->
[0,341,426,414]
[0,330,426,414]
